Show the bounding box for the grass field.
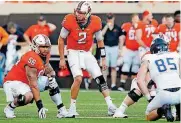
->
[0,89,179,123]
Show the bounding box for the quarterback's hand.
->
[38,107,48,119]
[59,58,67,69]
[48,77,58,89]
[101,57,107,71]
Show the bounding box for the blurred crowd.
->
[4,1,180,3]
[0,9,180,91]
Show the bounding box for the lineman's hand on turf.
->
[38,107,48,119]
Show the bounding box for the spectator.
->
[3,22,27,73]
[24,15,56,44]
[0,27,9,86]
[174,10,180,23]
[161,15,167,24]
[102,13,124,90]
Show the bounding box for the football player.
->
[3,34,67,118]
[118,14,140,91]
[113,52,156,118]
[58,1,116,117]
[156,14,180,52]
[135,10,158,59]
[137,38,181,122]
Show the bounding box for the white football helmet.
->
[74,1,92,24]
[31,34,51,57]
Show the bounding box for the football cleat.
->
[4,105,16,118]
[108,104,117,116]
[57,106,68,118]
[162,104,174,122]
[113,108,128,118]
[65,105,79,118]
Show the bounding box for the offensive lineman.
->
[3,34,67,118]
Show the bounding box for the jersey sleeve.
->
[22,53,43,70]
[24,25,34,37]
[121,23,127,36]
[94,16,102,32]
[135,22,143,30]
[61,14,72,31]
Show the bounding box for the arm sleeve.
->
[95,30,103,41]
[121,23,127,36]
[59,27,70,39]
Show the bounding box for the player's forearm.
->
[119,35,125,50]
[58,36,65,60]
[137,39,147,48]
[16,42,28,46]
[47,23,57,32]
[137,62,151,100]
[136,29,147,48]
[97,40,105,48]
[45,64,55,77]
[23,34,32,45]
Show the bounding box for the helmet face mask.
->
[74,1,91,24]
[31,34,51,57]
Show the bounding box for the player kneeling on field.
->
[3,34,67,119]
[137,38,181,122]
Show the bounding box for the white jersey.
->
[143,52,181,90]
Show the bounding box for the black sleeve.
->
[119,27,126,36]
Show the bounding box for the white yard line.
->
[0,88,128,93]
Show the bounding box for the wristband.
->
[36,100,43,111]
[99,47,106,58]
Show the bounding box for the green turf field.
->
[0,89,179,123]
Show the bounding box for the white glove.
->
[38,107,48,119]
[48,77,58,89]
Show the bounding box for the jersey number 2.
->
[78,32,86,44]
[155,58,177,72]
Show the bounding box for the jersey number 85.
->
[155,58,177,72]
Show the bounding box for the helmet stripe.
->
[77,1,85,11]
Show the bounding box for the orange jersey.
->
[136,20,158,47]
[156,23,180,52]
[25,24,51,40]
[122,22,139,51]
[4,51,50,85]
[62,14,102,51]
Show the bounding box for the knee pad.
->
[128,89,143,102]
[49,87,60,96]
[131,72,137,76]
[121,72,130,76]
[95,75,108,92]
[17,94,26,106]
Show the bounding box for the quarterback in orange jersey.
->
[135,10,158,59]
[3,34,67,119]
[58,1,116,117]
[118,14,140,91]
[156,14,180,52]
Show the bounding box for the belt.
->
[164,87,181,92]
